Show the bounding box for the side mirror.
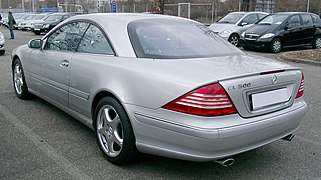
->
[28,39,42,49]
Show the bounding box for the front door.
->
[28,22,86,107]
[283,15,303,47]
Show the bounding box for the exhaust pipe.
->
[214,158,235,167]
[282,134,295,141]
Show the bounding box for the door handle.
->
[60,60,69,67]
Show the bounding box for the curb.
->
[279,52,321,66]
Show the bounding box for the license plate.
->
[34,29,40,31]
[251,88,289,110]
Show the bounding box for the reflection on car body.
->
[12,13,307,165]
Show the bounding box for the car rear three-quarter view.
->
[11,13,308,166]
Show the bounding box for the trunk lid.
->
[155,54,302,117]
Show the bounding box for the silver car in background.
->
[210,12,268,46]
[12,13,307,165]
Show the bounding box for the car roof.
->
[61,13,199,58]
[48,13,70,16]
[227,11,268,15]
[272,12,316,15]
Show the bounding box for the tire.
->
[312,36,321,49]
[94,96,138,165]
[12,59,31,99]
[0,50,5,55]
[228,34,240,47]
[270,38,282,53]
[34,31,40,35]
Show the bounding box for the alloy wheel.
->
[272,39,282,53]
[97,105,123,157]
[315,37,321,48]
[14,63,24,95]
[229,35,239,46]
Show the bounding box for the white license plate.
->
[34,29,40,31]
[251,88,289,110]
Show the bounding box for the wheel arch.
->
[91,90,124,126]
[11,55,20,69]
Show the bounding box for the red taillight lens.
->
[163,83,237,116]
[296,73,304,99]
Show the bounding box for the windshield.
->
[25,15,35,20]
[45,15,63,21]
[128,19,241,59]
[217,13,245,24]
[34,15,47,20]
[258,14,289,25]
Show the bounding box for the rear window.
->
[128,18,241,59]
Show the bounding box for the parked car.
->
[209,12,268,46]
[12,13,307,165]
[240,12,321,53]
[30,14,51,32]
[33,13,72,35]
[14,14,34,30]
[18,14,48,31]
[0,31,5,55]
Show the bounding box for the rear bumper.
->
[127,101,307,161]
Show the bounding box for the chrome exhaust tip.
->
[282,134,295,141]
[214,158,235,167]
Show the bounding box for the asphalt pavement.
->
[1,26,321,180]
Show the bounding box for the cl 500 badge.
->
[228,83,251,90]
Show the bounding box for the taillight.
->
[163,83,237,116]
[296,73,304,98]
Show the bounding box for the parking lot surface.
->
[0,26,321,179]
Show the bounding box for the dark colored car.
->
[240,12,321,53]
[33,13,72,35]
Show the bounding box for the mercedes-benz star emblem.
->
[272,75,278,84]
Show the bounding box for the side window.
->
[311,14,320,23]
[77,24,114,55]
[258,13,267,20]
[45,22,89,51]
[287,15,301,29]
[241,14,258,25]
[301,14,313,25]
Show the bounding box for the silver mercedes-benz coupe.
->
[11,13,307,166]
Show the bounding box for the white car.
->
[210,12,268,46]
[0,31,5,55]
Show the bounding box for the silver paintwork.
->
[11,13,307,162]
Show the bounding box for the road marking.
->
[296,135,321,147]
[0,103,92,180]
